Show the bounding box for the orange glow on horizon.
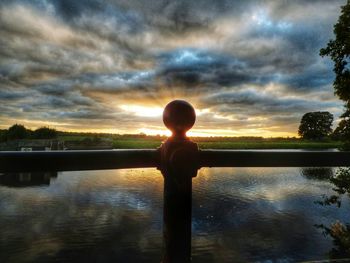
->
[0,121,297,138]
[0,101,298,138]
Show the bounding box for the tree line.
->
[298,111,348,141]
[0,124,57,142]
[320,0,350,147]
[298,0,350,146]
[0,114,346,144]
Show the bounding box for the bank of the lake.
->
[110,138,343,149]
[57,134,343,150]
[0,135,344,150]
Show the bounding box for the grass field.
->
[57,133,344,149]
[111,138,342,149]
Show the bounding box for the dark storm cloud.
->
[156,49,254,88]
[0,0,346,135]
[203,90,339,114]
[35,82,73,96]
[0,90,27,100]
[52,0,104,18]
[242,28,320,74]
[280,68,334,91]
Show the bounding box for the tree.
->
[0,130,7,142]
[320,1,350,144]
[298,112,333,140]
[33,127,57,139]
[333,119,350,140]
[7,124,29,140]
[333,114,350,149]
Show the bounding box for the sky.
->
[0,0,347,137]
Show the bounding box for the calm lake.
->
[0,165,349,262]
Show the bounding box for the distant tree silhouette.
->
[0,130,7,142]
[320,0,350,146]
[7,124,29,140]
[33,127,57,139]
[298,112,333,140]
[333,119,350,140]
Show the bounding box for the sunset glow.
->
[119,105,163,118]
[0,1,345,137]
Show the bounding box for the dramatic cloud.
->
[0,0,346,136]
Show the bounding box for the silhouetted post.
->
[158,100,199,263]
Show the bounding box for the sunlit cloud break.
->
[0,0,346,136]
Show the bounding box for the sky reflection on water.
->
[0,167,349,262]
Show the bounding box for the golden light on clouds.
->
[119,105,163,118]
[0,1,345,137]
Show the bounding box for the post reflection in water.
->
[0,167,349,262]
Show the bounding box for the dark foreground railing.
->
[0,149,158,172]
[1,150,350,173]
[200,150,350,167]
[1,100,350,263]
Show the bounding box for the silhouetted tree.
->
[333,118,350,139]
[33,127,57,139]
[298,112,333,140]
[320,1,350,145]
[319,0,350,252]
[0,130,7,142]
[7,124,29,140]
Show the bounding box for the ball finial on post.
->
[159,100,198,263]
[163,100,196,139]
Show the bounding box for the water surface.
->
[0,166,349,262]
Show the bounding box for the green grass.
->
[197,141,342,149]
[112,138,162,149]
[111,138,342,149]
[58,135,90,141]
[57,134,343,149]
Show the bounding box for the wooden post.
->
[158,100,199,263]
